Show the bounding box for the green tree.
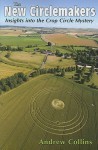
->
[61,69,65,77]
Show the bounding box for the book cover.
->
[0,0,98,150]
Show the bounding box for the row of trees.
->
[0,72,28,94]
[30,66,75,78]
[25,44,38,48]
[0,45,23,51]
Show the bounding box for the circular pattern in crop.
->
[30,88,88,135]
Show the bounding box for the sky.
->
[0,0,98,28]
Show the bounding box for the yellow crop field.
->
[10,52,45,65]
[44,34,98,47]
[0,62,30,79]
[0,29,23,36]
[0,51,45,69]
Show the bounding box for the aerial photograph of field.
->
[0,27,98,150]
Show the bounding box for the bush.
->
[5,52,11,58]
[47,42,52,46]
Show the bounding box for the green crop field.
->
[0,35,46,47]
[0,74,97,150]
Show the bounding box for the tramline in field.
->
[0,74,97,150]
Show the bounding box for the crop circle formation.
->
[30,88,88,135]
[51,99,65,110]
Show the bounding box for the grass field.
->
[86,72,98,87]
[0,35,46,47]
[73,46,88,51]
[10,52,45,65]
[0,54,34,69]
[44,34,98,47]
[45,56,75,68]
[0,51,41,69]
[0,62,30,79]
[0,74,97,150]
